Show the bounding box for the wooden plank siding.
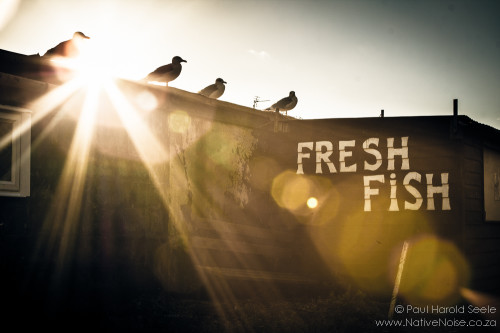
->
[3,48,500,318]
[462,138,500,293]
[188,216,314,286]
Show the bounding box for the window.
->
[0,105,31,197]
[484,147,500,221]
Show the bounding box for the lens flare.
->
[307,197,318,209]
[271,170,311,211]
[309,188,340,226]
[38,84,100,275]
[336,212,387,281]
[135,90,158,112]
[399,234,470,306]
[169,110,191,134]
[271,171,335,222]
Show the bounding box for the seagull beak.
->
[182,59,187,63]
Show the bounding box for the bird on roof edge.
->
[198,78,227,99]
[265,91,298,115]
[43,31,91,58]
[143,56,187,85]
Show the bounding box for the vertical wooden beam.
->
[388,241,410,319]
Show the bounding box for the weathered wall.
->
[462,141,500,294]
[162,92,326,299]
[0,74,324,328]
[2,57,500,328]
[271,117,472,304]
[1,96,172,324]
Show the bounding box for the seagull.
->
[198,78,227,99]
[143,56,187,85]
[266,91,298,115]
[43,31,90,58]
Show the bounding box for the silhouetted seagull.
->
[143,56,187,85]
[198,78,227,99]
[43,31,90,58]
[266,91,298,115]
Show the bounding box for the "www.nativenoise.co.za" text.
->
[375,318,496,328]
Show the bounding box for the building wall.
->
[1,75,321,325]
[484,147,500,221]
[2,61,500,325]
[462,141,500,293]
[1,97,172,322]
[275,117,471,303]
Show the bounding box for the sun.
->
[48,37,114,87]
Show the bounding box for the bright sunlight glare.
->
[47,34,119,86]
[105,83,171,165]
[42,83,100,272]
[307,197,318,209]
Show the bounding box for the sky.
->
[0,0,499,129]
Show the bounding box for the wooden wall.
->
[1,55,500,327]
[461,131,500,294]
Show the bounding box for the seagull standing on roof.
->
[143,56,187,85]
[198,78,227,99]
[266,91,298,115]
[43,31,90,58]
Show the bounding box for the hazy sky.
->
[1,0,499,129]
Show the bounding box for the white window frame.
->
[0,105,31,197]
